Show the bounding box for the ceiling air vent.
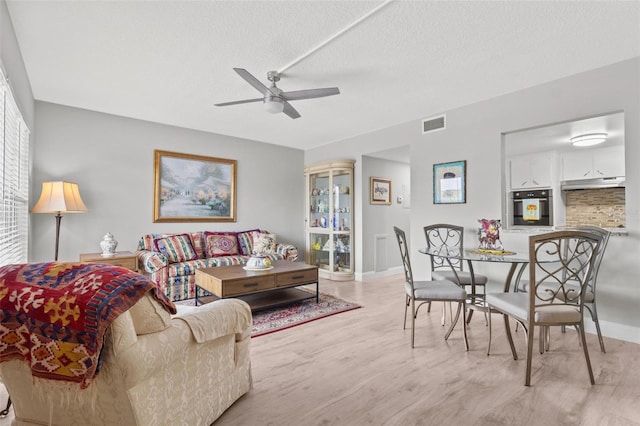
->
[422,115,446,134]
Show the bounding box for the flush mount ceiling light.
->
[570,133,607,147]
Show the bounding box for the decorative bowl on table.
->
[244,254,273,271]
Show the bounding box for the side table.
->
[79,251,138,272]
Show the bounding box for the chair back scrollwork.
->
[423,224,464,273]
[529,231,602,315]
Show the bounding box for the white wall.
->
[361,156,410,278]
[1,0,35,264]
[306,121,422,277]
[411,59,639,340]
[0,0,33,128]
[31,102,305,262]
[309,58,640,343]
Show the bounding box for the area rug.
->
[175,293,361,337]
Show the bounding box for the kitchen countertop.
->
[504,226,627,236]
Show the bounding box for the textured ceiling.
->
[6,0,640,151]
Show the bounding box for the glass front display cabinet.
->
[305,160,354,281]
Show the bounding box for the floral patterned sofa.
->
[136,229,298,301]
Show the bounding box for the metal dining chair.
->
[424,224,488,324]
[394,226,468,349]
[558,226,610,353]
[516,226,610,353]
[486,230,603,386]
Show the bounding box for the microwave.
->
[511,189,552,227]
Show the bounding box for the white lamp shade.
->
[32,181,88,213]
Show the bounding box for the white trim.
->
[357,266,403,282]
[583,318,640,345]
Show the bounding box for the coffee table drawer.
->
[225,276,275,296]
[276,269,318,287]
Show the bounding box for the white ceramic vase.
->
[100,232,118,257]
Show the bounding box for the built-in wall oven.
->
[511,189,552,227]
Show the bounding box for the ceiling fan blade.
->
[214,98,263,107]
[234,68,275,96]
[281,87,340,101]
[282,101,301,119]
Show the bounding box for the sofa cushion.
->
[128,292,172,335]
[204,231,240,257]
[154,233,198,264]
[237,229,261,255]
[166,254,284,277]
[251,231,276,255]
[190,231,206,259]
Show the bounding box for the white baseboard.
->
[583,318,640,345]
[356,266,403,282]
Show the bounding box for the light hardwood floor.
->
[215,275,640,426]
[1,274,638,426]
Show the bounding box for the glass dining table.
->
[419,245,568,356]
[419,246,533,353]
[418,246,531,323]
[419,246,530,293]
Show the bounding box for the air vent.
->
[422,115,446,134]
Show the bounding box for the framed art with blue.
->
[433,160,466,204]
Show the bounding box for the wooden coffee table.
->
[194,260,319,311]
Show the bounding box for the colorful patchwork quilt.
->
[0,262,176,389]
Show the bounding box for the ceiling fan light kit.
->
[215,68,340,119]
[264,97,284,114]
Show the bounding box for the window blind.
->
[0,67,30,266]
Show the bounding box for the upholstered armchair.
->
[0,293,252,425]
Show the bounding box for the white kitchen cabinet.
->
[561,145,625,181]
[509,152,553,189]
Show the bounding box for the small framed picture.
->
[370,177,392,205]
[433,160,466,204]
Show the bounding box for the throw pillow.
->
[204,231,239,258]
[153,233,198,264]
[190,232,206,259]
[251,231,276,255]
[237,228,261,255]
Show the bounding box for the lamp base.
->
[54,213,62,261]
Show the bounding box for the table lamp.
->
[31,181,88,261]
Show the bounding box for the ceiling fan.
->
[214,68,340,119]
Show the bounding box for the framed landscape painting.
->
[153,150,237,222]
[433,160,466,204]
[370,177,392,205]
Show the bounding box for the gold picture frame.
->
[153,150,237,222]
[370,177,392,205]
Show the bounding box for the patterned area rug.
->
[176,293,361,337]
[250,293,361,337]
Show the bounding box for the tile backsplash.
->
[564,188,626,228]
